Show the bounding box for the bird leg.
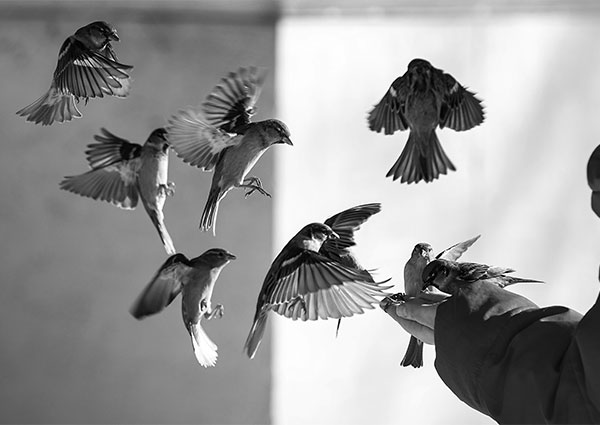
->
[287,296,306,317]
[241,176,271,198]
[204,304,224,320]
[159,182,176,197]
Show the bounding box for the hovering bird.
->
[130,248,236,367]
[167,66,293,234]
[422,258,542,295]
[17,21,132,125]
[367,58,484,184]
[60,128,176,255]
[401,235,480,368]
[244,203,391,359]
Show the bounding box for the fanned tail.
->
[387,130,455,184]
[189,323,218,367]
[16,87,81,126]
[244,313,268,359]
[200,186,222,235]
[401,336,424,368]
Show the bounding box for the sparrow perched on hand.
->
[17,21,132,126]
[60,128,176,255]
[244,203,391,359]
[167,67,293,234]
[367,58,484,184]
[422,258,542,295]
[130,248,236,367]
[401,235,480,368]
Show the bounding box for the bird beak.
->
[281,136,293,146]
[226,253,237,260]
[328,231,340,240]
[109,30,119,41]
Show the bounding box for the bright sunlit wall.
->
[274,8,600,425]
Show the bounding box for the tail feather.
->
[387,130,455,184]
[147,207,176,255]
[502,276,544,287]
[189,323,218,367]
[401,336,424,368]
[17,87,81,126]
[200,187,222,235]
[244,313,268,359]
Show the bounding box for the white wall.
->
[274,12,600,424]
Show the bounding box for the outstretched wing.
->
[85,128,142,168]
[202,66,267,134]
[436,71,485,131]
[367,75,409,135]
[130,254,192,319]
[54,36,133,100]
[437,235,481,262]
[167,107,242,171]
[257,249,390,321]
[321,203,381,260]
[59,128,142,209]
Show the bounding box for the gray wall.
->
[0,3,276,423]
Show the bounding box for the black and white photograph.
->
[1,0,600,424]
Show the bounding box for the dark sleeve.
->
[434,281,600,424]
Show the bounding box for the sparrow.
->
[167,66,293,234]
[60,128,176,255]
[401,235,480,368]
[422,258,542,295]
[130,248,236,367]
[367,58,485,184]
[17,21,133,126]
[244,204,392,359]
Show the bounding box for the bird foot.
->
[380,293,406,312]
[159,182,176,197]
[205,304,224,320]
[287,296,306,316]
[242,176,271,198]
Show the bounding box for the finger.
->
[381,305,435,345]
[395,298,442,329]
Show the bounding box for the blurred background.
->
[1,0,600,424]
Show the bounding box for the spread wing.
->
[437,71,485,131]
[436,235,480,262]
[321,203,381,260]
[202,66,266,134]
[167,107,242,171]
[59,129,142,209]
[258,249,390,321]
[130,254,192,319]
[54,37,133,100]
[367,75,409,134]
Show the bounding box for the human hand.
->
[380,293,448,345]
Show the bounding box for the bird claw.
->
[287,297,306,316]
[159,182,176,197]
[380,293,406,312]
[213,304,224,319]
[243,177,271,198]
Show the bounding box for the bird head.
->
[412,243,433,263]
[421,259,451,291]
[407,58,432,90]
[298,223,339,252]
[146,128,170,152]
[263,119,293,146]
[78,21,120,49]
[199,248,237,268]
